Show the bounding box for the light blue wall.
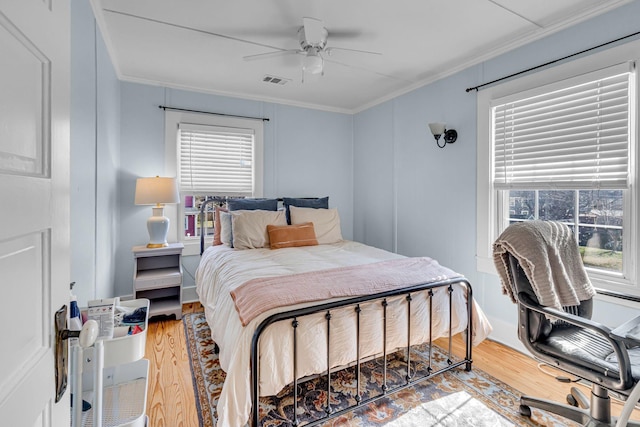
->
[353,0,640,349]
[95,28,121,301]
[70,0,96,305]
[70,0,120,306]
[353,102,395,252]
[115,84,354,298]
[353,67,486,315]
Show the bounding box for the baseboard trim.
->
[486,315,529,355]
[182,285,199,303]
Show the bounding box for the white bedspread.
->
[195,241,491,427]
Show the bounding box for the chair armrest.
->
[518,292,623,336]
[517,292,607,332]
[518,292,634,387]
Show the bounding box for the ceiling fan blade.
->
[302,17,326,45]
[327,30,364,39]
[326,47,382,56]
[323,57,411,83]
[215,26,361,41]
[243,49,303,61]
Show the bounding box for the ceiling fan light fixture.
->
[303,50,323,75]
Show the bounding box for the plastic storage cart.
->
[75,299,150,427]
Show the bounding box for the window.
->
[477,41,639,294]
[495,66,630,275]
[504,190,624,273]
[164,111,264,254]
[179,123,257,242]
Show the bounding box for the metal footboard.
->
[250,277,474,426]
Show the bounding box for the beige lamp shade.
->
[134,177,180,205]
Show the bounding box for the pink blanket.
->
[230,257,462,326]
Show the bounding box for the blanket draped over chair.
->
[493,220,595,310]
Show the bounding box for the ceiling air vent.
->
[262,75,291,85]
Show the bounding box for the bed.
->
[194,198,492,427]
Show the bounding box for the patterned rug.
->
[184,312,575,426]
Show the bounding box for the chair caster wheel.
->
[519,404,532,418]
[567,393,578,407]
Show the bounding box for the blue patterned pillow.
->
[283,197,329,224]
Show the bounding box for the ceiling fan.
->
[100,10,382,82]
[243,17,381,78]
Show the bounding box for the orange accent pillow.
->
[213,205,228,246]
[267,222,318,249]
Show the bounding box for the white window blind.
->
[492,64,632,190]
[178,123,255,196]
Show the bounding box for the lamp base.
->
[146,242,169,248]
[146,206,170,248]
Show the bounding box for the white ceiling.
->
[92,0,631,113]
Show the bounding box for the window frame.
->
[476,40,639,295]
[164,110,264,255]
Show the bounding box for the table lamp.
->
[134,176,180,248]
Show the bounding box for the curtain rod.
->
[158,105,270,122]
[465,30,640,93]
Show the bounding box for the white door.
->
[0,0,70,426]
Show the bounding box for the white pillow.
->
[289,206,342,244]
[219,211,233,246]
[231,209,287,249]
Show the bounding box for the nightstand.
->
[132,242,184,320]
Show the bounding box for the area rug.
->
[184,312,575,426]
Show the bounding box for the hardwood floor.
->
[144,303,639,426]
[144,302,202,427]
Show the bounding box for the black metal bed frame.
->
[198,198,474,426]
[250,278,473,426]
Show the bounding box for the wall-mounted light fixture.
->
[429,123,457,148]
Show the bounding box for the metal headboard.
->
[199,197,226,255]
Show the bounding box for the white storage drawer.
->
[134,268,182,291]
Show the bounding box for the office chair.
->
[495,221,640,426]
